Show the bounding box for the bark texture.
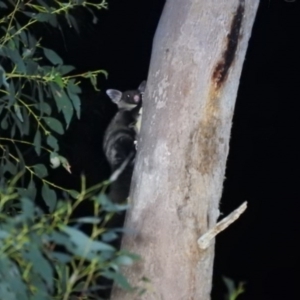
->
[111,0,259,299]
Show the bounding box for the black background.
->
[26,0,300,299]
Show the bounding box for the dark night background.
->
[24,0,300,299]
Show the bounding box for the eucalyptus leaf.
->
[51,87,74,128]
[0,230,9,239]
[0,66,9,88]
[14,144,25,172]
[31,291,52,300]
[33,164,48,178]
[67,80,81,94]
[22,245,54,292]
[34,12,58,28]
[102,270,133,291]
[22,48,33,58]
[43,48,63,65]
[13,105,23,122]
[55,264,69,293]
[59,155,71,173]
[0,282,16,300]
[17,179,37,200]
[10,123,16,138]
[0,257,25,300]
[18,25,28,46]
[49,252,72,264]
[3,160,17,175]
[114,255,135,266]
[25,274,48,299]
[33,129,42,155]
[47,135,59,151]
[28,32,37,49]
[21,106,30,135]
[223,276,235,296]
[21,10,36,18]
[36,0,51,12]
[6,48,26,73]
[10,112,24,136]
[59,65,75,75]
[60,225,115,258]
[66,189,80,199]
[54,74,64,88]
[26,60,38,74]
[0,1,8,8]
[37,85,46,115]
[43,117,64,134]
[8,38,15,50]
[38,102,51,116]
[20,197,34,219]
[42,183,57,212]
[28,179,37,200]
[101,231,118,242]
[86,7,98,25]
[60,91,74,128]
[67,90,81,119]
[97,193,129,212]
[47,232,73,250]
[75,217,101,224]
[65,14,79,33]
[0,113,9,130]
[7,82,16,108]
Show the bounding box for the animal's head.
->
[106,80,146,110]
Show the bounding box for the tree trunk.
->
[111,0,259,299]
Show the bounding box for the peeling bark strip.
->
[212,0,245,90]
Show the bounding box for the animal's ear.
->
[106,89,122,104]
[138,80,147,93]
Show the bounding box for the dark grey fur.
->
[103,81,146,202]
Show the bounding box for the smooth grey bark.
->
[111,0,259,299]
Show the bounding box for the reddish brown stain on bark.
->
[196,0,245,175]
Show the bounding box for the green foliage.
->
[0,178,139,299]
[223,276,246,300]
[0,0,140,298]
[0,0,107,208]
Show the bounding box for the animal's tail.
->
[108,151,135,204]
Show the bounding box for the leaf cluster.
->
[0,0,141,298]
[0,179,139,300]
[0,0,107,206]
[223,276,246,300]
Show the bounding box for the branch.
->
[198,201,248,250]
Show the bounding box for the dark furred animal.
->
[103,81,146,203]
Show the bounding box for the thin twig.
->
[198,201,248,249]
